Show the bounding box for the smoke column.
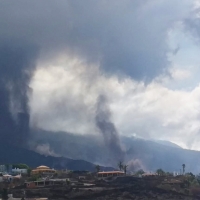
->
[0,41,38,146]
[95,95,124,163]
[127,159,146,172]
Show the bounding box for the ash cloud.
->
[95,95,125,163]
[34,143,60,157]
[0,41,38,146]
[0,0,189,80]
[0,0,197,153]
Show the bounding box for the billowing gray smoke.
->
[0,0,196,161]
[127,159,146,172]
[0,40,37,146]
[95,95,125,163]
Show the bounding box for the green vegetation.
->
[28,174,40,181]
[27,168,32,176]
[12,163,29,169]
[12,163,32,176]
[191,179,199,186]
[184,172,199,187]
[156,168,165,176]
[135,169,145,176]
[118,161,129,174]
[155,169,174,176]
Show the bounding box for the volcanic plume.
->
[95,95,125,163]
[0,41,37,146]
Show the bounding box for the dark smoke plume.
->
[95,95,124,163]
[0,41,38,146]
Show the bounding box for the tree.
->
[182,164,185,175]
[191,179,199,186]
[156,168,165,176]
[123,165,128,175]
[95,165,100,173]
[135,169,145,176]
[27,168,32,177]
[28,174,40,181]
[185,172,195,182]
[118,161,123,171]
[12,163,29,169]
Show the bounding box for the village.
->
[0,163,200,199]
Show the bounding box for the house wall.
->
[26,182,36,188]
[12,168,27,174]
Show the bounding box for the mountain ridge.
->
[0,143,113,171]
[29,129,200,173]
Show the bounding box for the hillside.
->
[0,143,113,171]
[123,137,200,173]
[30,129,200,173]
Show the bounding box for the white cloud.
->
[30,55,200,151]
[23,0,200,153]
[170,67,192,80]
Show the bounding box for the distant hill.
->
[122,137,200,173]
[29,129,200,174]
[152,139,182,149]
[0,143,113,171]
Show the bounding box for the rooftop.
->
[36,165,50,169]
[98,171,124,174]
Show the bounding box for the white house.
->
[12,168,27,174]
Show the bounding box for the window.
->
[103,174,107,177]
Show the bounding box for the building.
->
[12,168,27,174]
[8,165,12,174]
[0,165,6,172]
[26,179,66,188]
[0,165,13,173]
[31,165,56,176]
[142,172,157,177]
[97,171,125,179]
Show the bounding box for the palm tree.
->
[123,165,128,175]
[118,161,123,171]
[182,164,185,175]
[95,165,100,173]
